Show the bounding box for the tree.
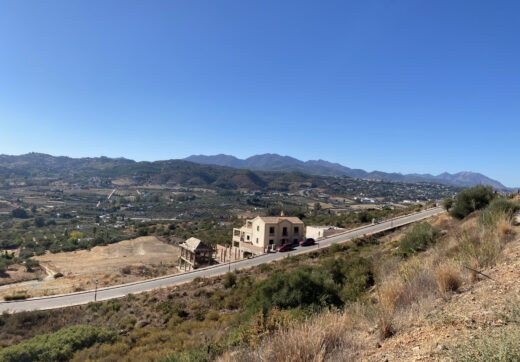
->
[34,216,45,228]
[0,259,7,274]
[397,222,439,257]
[312,202,322,216]
[25,259,40,272]
[11,208,29,219]
[450,185,496,219]
[442,198,454,211]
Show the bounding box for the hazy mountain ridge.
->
[185,154,511,191]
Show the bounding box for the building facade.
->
[232,216,304,257]
[178,237,214,271]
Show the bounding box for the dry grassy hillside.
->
[222,202,520,361]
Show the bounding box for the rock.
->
[375,342,382,348]
[437,344,448,351]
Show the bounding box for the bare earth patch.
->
[0,236,180,299]
[34,236,179,276]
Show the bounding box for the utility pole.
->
[94,280,98,302]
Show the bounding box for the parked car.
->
[277,243,293,252]
[299,238,316,246]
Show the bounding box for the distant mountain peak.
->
[183,153,510,191]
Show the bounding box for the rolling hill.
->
[184,153,511,191]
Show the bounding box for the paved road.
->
[0,207,444,313]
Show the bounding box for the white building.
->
[306,225,344,240]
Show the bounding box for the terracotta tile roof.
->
[255,216,304,224]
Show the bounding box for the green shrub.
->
[449,326,520,361]
[397,222,439,257]
[223,272,237,289]
[0,258,8,274]
[478,198,520,227]
[4,293,29,301]
[245,265,342,314]
[117,315,137,330]
[450,185,496,220]
[338,257,374,302]
[328,243,342,255]
[136,227,148,236]
[11,208,29,219]
[442,198,454,211]
[25,259,39,272]
[0,325,116,362]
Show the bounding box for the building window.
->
[282,227,287,236]
[246,235,250,241]
[269,226,275,234]
[269,239,274,244]
[256,238,259,244]
[293,239,298,243]
[294,226,299,233]
[257,225,259,231]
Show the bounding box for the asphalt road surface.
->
[0,207,444,313]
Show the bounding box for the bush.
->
[245,265,342,314]
[34,216,46,228]
[397,222,439,257]
[0,325,116,361]
[338,257,374,302]
[11,208,29,219]
[478,198,520,228]
[4,293,29,301]
[25,259,39,272]
[455,228,503,268]
[136,227,148,237]
[449,326,520,361]
[450,185,496,220]
[238,311,360,361]
[434,262,461,294]
[328,243,342,255]
[223,272,237,289]
[0,259,8,274]
[442,198,454,211]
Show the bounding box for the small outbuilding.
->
[306,225,344,240]
[178,237,214,271]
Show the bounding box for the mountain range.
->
[185,154,511,191]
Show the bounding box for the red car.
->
[299,238,316,246]
[277,243,293,252]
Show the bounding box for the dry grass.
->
[498,220,513,240]
[376,260,439,338]
[455,227,503,269]
[229,311,362,362]
[434,262,461,294]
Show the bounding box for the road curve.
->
[0,207,444,313]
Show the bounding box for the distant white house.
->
[306,225,344,240]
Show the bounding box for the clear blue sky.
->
[1,1,519,187]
